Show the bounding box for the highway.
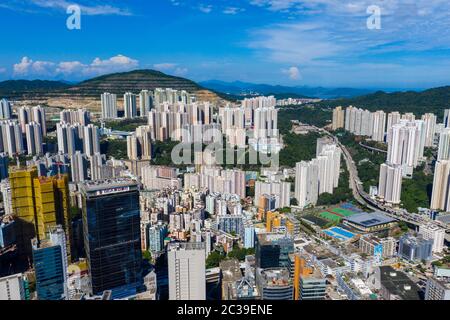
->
[315,127,450,239]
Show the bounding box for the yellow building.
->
[286,219,295,237]
[9,166,38,257]
[10,166,71,260]
[33,175,71,261]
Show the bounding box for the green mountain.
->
[319,86,450,120]
[0,79,70,96]
[67,69,203,96]
[0,69,205,100]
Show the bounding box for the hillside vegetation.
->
[318,87,450,120]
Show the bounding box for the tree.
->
[227,247,255,261]
[206,251,226,268]
[142,250,152,262]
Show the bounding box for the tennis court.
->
[330,208,357,217]
[319,211,341,222]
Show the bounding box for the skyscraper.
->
[139,90,152,117]
[0,120,25,156]
[0,153,9,181]
[18,106,47,136]
[60,109,90,126]
[70,151,88,183]
[124,92,137,119]
[430,160,450,211]
[82,124,100,157]
[444,109,450,128]
[386,111,401,141]
[101,92,118,119]
[79,179,143,298]
[378,163,403,205]
[371,110,386,142]
[32,175,71,253]
[32,227,68,300]
[332,106,345,130]
[9,166,39,257]
[0,98,12,119]
[254,107,278,139]
[56,122,83,156]
[168,242,206,300]
[295,161,319,208]
[437,128,450,161]
[25,121,43,156]
[421,113,437,147]
[387,120,425,176]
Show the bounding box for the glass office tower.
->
[32,236,66,300]
[79,179,143,299]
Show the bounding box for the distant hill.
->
[0,69,221,110]
[199,80,375,99]
[67,69,202,97]
[0,79,70,97]
[318,86,450,120]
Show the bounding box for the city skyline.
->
[1,1,450,88]
[0,1,449,304]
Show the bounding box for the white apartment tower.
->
[0,99,12,120]
[378,163,403,205]
[437,128,450,161]
[295,161,319,208]
[139,90,152,117]
[421,113,437,147]
[430,160,450,212]
[124,92,137,119]
[83,124,100,157]
[101,92,117,119]
[168,242,206,300]
[371,110,386,142]
[332,106,345,130]
[25,122,43,156]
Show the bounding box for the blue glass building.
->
[0,153,8,181]
[255,233,294,269]
[79,179,143,299]
[32,239,66,300]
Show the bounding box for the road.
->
[358,142,387,154]
[314,127,450,238]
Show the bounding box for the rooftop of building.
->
[256,232,293,246]
[378,266,421,300]
[220,259,242,282]
[167,241,205,251]
[78,178,138,192]
[344,211,396,227]
[428,276,450,289]
[258,268,291,287]
[360,235,396,245]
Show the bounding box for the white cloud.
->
[153,63,178,71]
[5,0,133,16]
[14,57,35,75]
[0,67,6,74]
[223,7,245,15]
[12,55,139,78]
[282,66,301,80]
[174,67,188,76]
[249,22,342,65]
[198,4,213,13]
[153,63,188,76]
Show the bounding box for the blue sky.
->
[1,0,450,89]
